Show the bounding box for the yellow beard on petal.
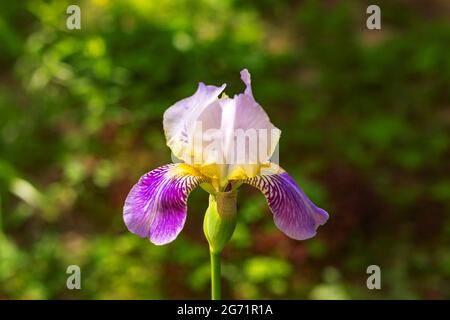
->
[198,163,264,189]
[198,163,226,189]
[226,164,261,181]
[172,163,204,178]
[198,164,221,180]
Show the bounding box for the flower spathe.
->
[123,69,329,245]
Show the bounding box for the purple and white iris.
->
[123,69,328,245]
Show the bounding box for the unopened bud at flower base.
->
[203,191,237,253]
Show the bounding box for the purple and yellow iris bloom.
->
[123,70,328,246]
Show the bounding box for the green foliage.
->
[0,0,449,299]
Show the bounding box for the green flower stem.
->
[210,249,221,300]
[203,191,238,300]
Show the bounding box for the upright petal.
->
[123,164,206,245]
[244,164,328,240]
[225,69,281,179]
[233,70,280,155]
[163,83,226,163]
[193,70,282,181]
[240,68,253,97]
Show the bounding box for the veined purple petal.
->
[123,164,206,245]
[244,165,328,240]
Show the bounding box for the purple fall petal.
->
[123,164,205,245]
[244,165,329,240]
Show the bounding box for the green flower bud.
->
[203,191,237,253]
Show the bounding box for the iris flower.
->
[123,69,328,299]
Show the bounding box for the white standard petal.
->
[163,82,226,163]
[226,69,281,179]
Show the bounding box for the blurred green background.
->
[0,0,449,299]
